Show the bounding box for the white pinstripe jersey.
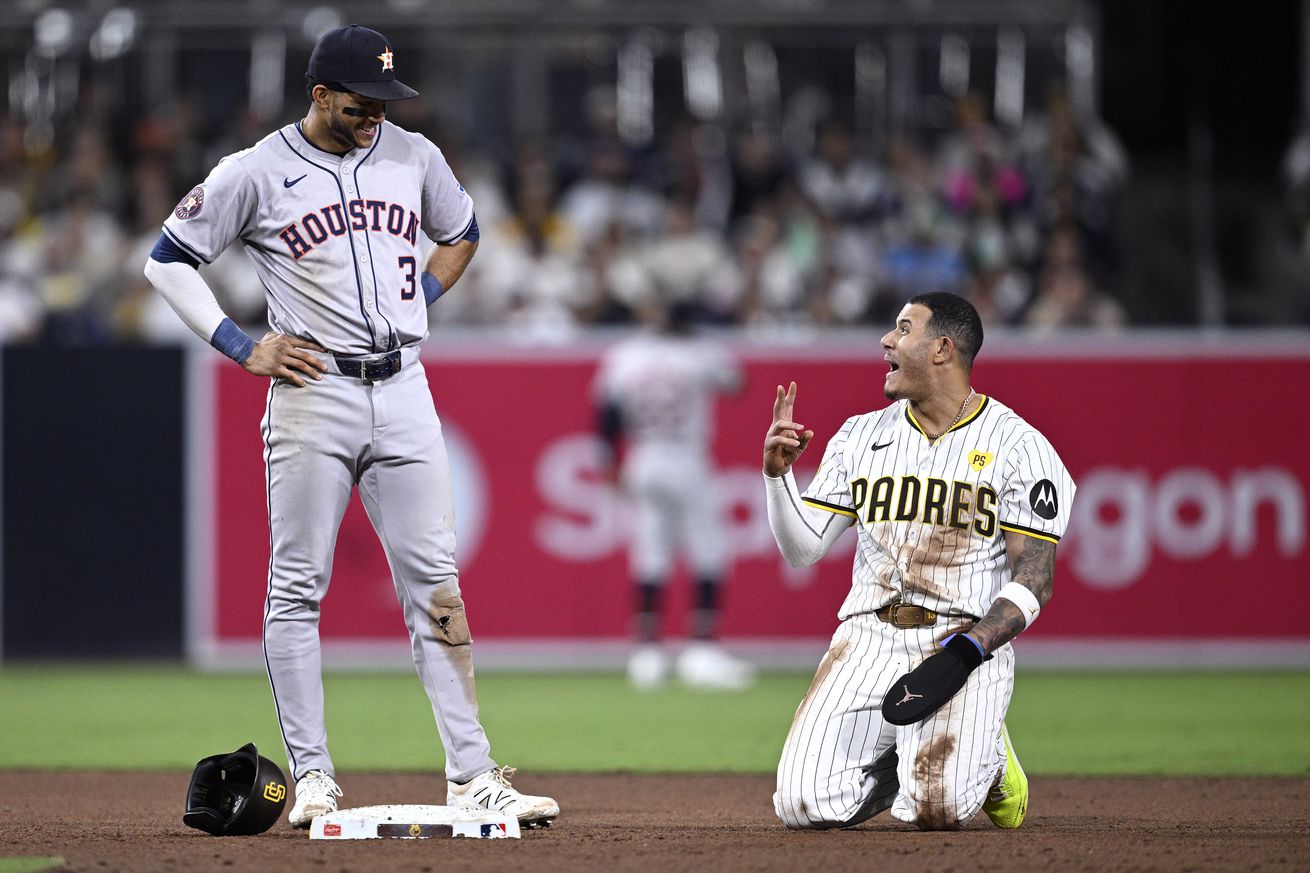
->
[801,395,1075,620]
[163,120,473,355]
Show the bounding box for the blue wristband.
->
[943,632,985,659]
[210,317,255,364]
[421,271,445,306]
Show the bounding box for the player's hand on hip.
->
[763,381,814,477]
[244,332,328,387]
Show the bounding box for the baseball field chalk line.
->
[308,804,520,840]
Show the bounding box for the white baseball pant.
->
[774,613,1012,830]
[259,360,495,783]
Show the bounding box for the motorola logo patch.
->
[1029,480,1058,520]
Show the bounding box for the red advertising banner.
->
[205,339,1310,651]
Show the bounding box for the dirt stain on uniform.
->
[913,733,960,830]
[791,639,852,730]
[427,586,479,707]
[903,523,971,601]
[428,587,471,646]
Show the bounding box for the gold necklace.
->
[924,389,974,441]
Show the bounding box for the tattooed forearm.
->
[968,536,1058,653]
[1012,536,1057,607]
[968,599,1027,653]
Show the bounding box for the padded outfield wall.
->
[1,347,187,660]
[176,330,1310,671]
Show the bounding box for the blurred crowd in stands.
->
[0,80,1134,346]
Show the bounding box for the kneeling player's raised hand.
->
[764,381,814,477]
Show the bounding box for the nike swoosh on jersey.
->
[283,174,307,188]
[870,441,894,452]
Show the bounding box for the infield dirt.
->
[1,772,1306,872]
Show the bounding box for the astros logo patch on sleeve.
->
[174,185,205,220]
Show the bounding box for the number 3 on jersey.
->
[398,255,416,300]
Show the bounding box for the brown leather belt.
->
[874,601,939,628]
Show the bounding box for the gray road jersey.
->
[163,120,473,354]
[593,333,740,449]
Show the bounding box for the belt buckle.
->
[888,603,917,628]
[361,352,398,382]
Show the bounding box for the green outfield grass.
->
[0,860,65,873]
[1,665,1307,776]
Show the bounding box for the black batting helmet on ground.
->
[182,743,287,836]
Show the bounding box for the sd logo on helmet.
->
[183,743,287,836]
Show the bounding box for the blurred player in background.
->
[593,300,754,690]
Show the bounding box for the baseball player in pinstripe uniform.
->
[763,292,1074,831]
[143,24,557,829]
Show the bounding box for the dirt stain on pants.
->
[791,638,852,730]
[428,587,471,646]
[912,733,960,830]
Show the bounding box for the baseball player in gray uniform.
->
[593,302,754,691]
[143,24,557,829]
[762,292,1074,831]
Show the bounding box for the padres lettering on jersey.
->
[162,120,473,356]
[800,395,1075,619]
[835,475,999,537]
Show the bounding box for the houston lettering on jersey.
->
[279,199,420,259]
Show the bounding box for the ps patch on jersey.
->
[1029,479,1059,519]
[968,450,994,471]
[174,186,205,220]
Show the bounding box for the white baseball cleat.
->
[289,769,343,828]
[447,766,559,828]
[627,644,669,690]
[676,642,756,691]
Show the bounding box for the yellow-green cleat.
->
[982,723,1028,828]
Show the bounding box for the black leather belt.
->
[334,350,403,382]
